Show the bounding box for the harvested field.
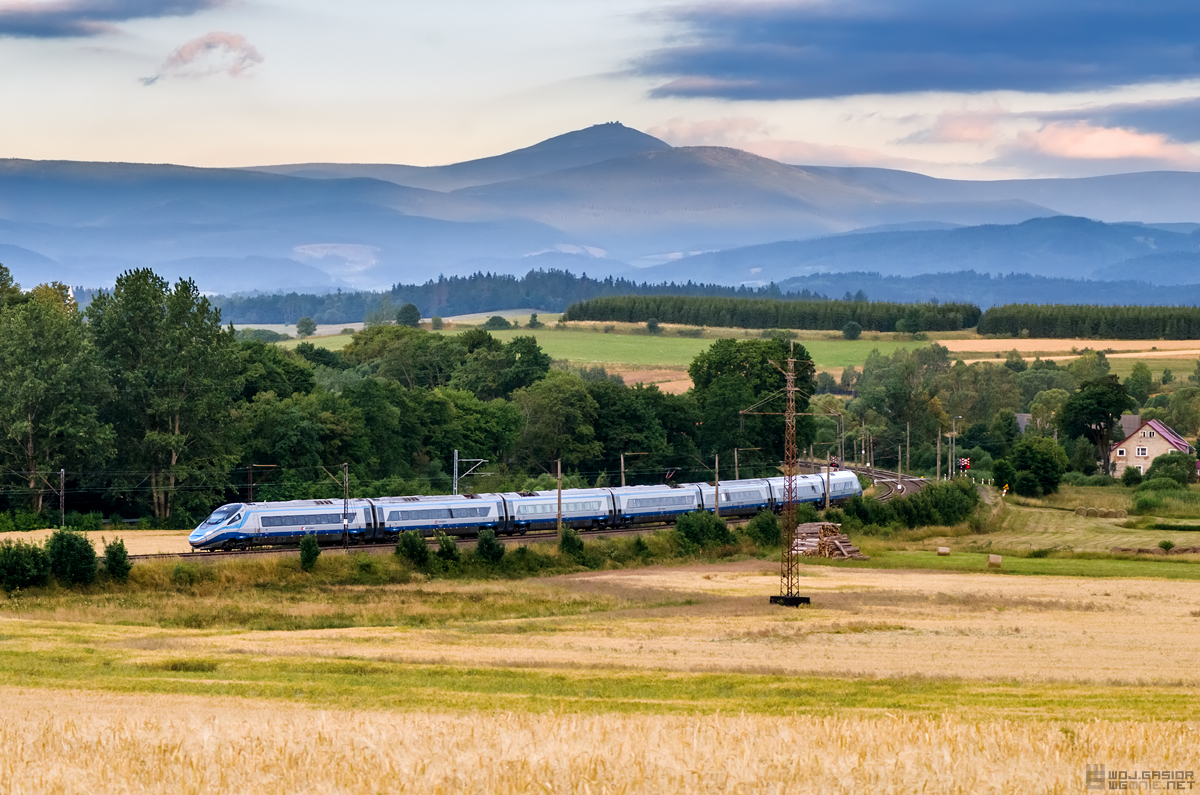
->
[16,527,192,555]
[2,687,1195,795]
[938,338,1200,354]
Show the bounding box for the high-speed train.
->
[188,470,863,551]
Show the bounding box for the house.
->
[1111,419,1195,478]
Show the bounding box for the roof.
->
[1112,418,1195,455]
[1119,414,1143,439]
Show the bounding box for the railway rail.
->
[130,466,928,565]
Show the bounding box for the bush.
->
[171,563,205,587]
[65,511,103,533]
[742,510,781,546]
[559,526,585,558]
[1159,540,1176,551]
[103,537,132,582]
[1137,477,1183,492]
[480,316,512,330]
[1083,474,1116,487]
[646,317,660,334]
[395,303,421,328]
[431,532,459,564]
[1013,471,1042,497]
[675,511,734,550]
[676,327,704,337]
[1060,472,1086,486]
[107,513,124,528]
[299,534,320,572]
[0,513,13,534]
[0,540,50,590]
[1145,451,1198,486]
[1010,436,1069,495]
[431,316,444,330]
[1121,467,1144,487]
[842,321,862,340]
[14,510,44,532]
[296,316,317,338]
[527,313,545,329]
[474,528,505,565]
[993,460,1017,491]
[137,517,155,530]
[396,530,430,568]
[1133,493,1163,514]
[45,529,96,586]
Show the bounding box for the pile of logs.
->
[793,522,869,561]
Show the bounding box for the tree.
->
[646,317,660,334]
[527,313,544,329]
[0,264,23,311]
[0,292,114,512]
[988,410,1021,459]
[1125,361,1153,406]
[480,316,512,330]
[1163,368,1174,385]
[1003,350,1028,373]
[1144,451,1198,485]
[1058,376,1134,475]
[88,270,243,520]
[1009,436,1069,495]
[1029,389,1070,435]
[395,303,421,328]
[842,321,862,340]
[993,459,1017,491]
[511,372,602,468]
[296,317,317,338]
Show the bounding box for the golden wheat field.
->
[2,687,1196,795]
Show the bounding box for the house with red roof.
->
[1111,419,1195,479]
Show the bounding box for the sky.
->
[1,0,1199,179]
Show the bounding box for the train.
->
[187,470,864,551]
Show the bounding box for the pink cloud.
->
[1016,121,1200,164]
[142,31,262,85]
[647,116,770,146]
[905,110,1002,144]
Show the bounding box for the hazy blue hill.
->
[651,216,1200,285]
[249,122,672,192]
[804,167,1200,225]
[454,146,1056,258]
[1091,250,1200,285]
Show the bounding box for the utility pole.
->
[453,449,458,496]
[59,469,65,528]
[248,465,253,503]
[342,462,349,549]
[734,447,761,481]
[714,453,720,518]
[906,421,911,474]
[452,449,490,495]
[824,452,831,511]
[556,459,563,531]
[620,453,625,487]
[936,432,941,480]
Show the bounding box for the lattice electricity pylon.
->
[739,347,816,607]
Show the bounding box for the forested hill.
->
[211,270,827,325]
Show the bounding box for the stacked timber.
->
[793,522,869,561]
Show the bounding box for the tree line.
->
[206,270,829,325]
[562,295,982,332]
[978,304,1200,339]
[0,265,817,527]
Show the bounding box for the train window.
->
[628,495,692,509]
[201,505,241,526]
[451,506,491,518]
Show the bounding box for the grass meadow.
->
[8,493,1200,790]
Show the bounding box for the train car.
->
[610,484,702,526]
[372,493,506,538]
[504,488,614,533]
[763,475,827,508]
[826,470,864,502]
[694,478,772,517]
[188,498,376,551]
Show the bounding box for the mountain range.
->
[2,121,1200,295]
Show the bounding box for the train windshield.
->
[201,504,242,527]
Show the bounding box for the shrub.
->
[296,316,317,338]
[527,313,544,329]
[435,532,461,564]
[1060,472,1086,486]
[842,321,862,340]
[45,529,96,586]
[137,517,155,530]
[0,513,13,534]
[676,327,704,337]
[1083,474,1116,487]
[65,511,103,533]
[0,540,50,590]
[299,534,320,572]
[480,316,512,330]
[395,303,421,328]
[1137,477,1183,492]
[1013,471,1042,497]
[1010,436,1069,494]
[396,530,430,568]
[1121,467,1144,487]
[431,316,444,330]
[103,537,132,582]
[795,502,821,524]
[107,513,124,528]
[646,317,660,334]
[474,528,506,565]
[993,460,1017,491]
[676,511,734,550]
[1145,451,1198,486]
[14,510,43,532]
[632,536,651,559]
[171,563,205,587]
[742,510,781,546]
[559,526,585,558]
[1159,540,1175,551]
[1133,493,1163,515]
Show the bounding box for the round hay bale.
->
[1102,509,1116,519]
[1116,509,1127,519]
[1086,508,1099,517]
[1075,507,1087,516]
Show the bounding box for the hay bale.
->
[1075,507,1087,516]
[1085,508,1099,517]
[1102,509,1117,519]
[937,547,950,556]
[1116,510,1127,519]
[987,554,1002,569]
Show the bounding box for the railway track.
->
[130,470,930,565]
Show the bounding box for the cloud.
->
[647,116,771,146]
[142,31,262,84]
[902,110,1004,145]
[639,1,1200,100]
[1015,122,1200,163]
[1040,97,1200,143]
[0,0,224,38]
